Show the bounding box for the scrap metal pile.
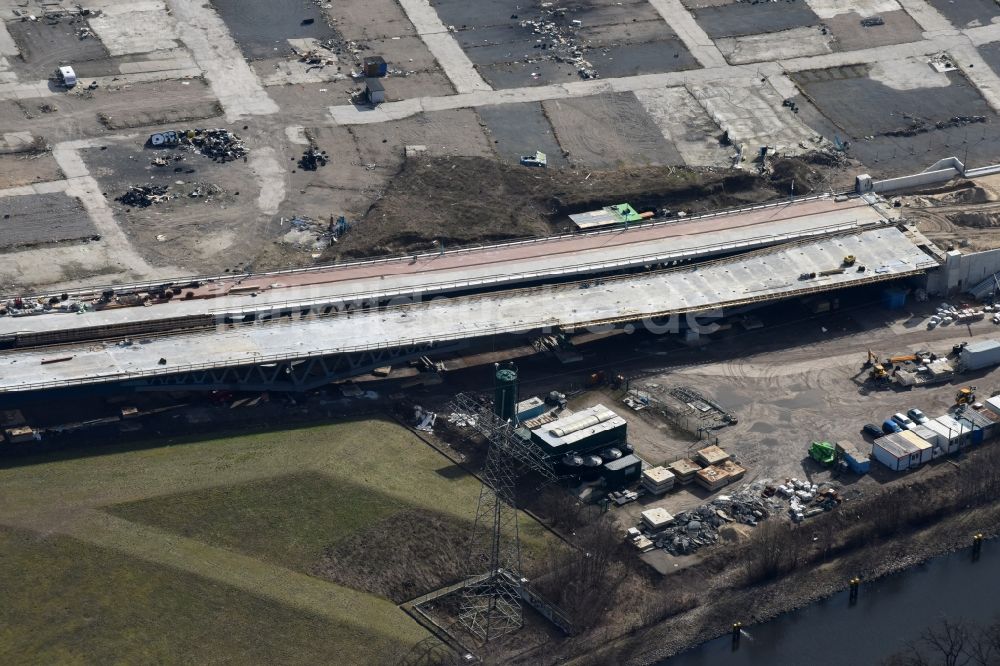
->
[116,184,170,208]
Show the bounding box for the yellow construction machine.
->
[956,386,977,406]
[864,349,890,382]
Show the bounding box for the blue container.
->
[844,452,870,475]
[881,288,908,310]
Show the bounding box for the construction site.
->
[3,0,1000,664]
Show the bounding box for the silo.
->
[494,362,518,423]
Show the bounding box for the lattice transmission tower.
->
[450,363,557,642]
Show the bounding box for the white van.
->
[56,65,77,88]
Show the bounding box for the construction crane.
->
[956,386,977,406]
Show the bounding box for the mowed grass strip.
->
[108,471,402,573]
[0,526,409,665]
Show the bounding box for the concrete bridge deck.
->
[0,226,936,395]
[0,194,893,338]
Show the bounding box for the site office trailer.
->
[922,418,963,455]
[935,414,975,448]
[872,434,921,471]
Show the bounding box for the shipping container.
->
[957,416,985,445]
[960,339,1000,371]
[899,430,933,464]
[603,453,642,489]
[836,441,871,474]
[909,424,941,448]
[935,414,974,448]
[960,408,996,438]
[515,396,546,422]
[873,434,924,471]
[984,395,1000,417]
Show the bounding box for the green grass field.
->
[0,417,560,662]
[0,526,405,664]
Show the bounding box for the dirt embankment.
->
[904,176,1000,251]
[328,155,835,259]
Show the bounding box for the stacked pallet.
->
[695,445,731,467]
[696,465,730,491]
[641,507,674,530]
[719,459,746,483]
[668,458,701,485]
[641,466,675,495]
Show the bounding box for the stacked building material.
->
[641,507,673,530]
[718,459,746,483]
[696,465,730,491]
[641,466,675,495]
[695,445,730,467]
[668,458,701,485]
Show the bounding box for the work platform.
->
[0,194,894,341]
[0,226,937,396]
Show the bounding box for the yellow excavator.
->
[956,386,977,406]
[864,349,889,382]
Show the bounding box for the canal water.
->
[663,541,999,665]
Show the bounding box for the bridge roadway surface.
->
[0,194,893,337]
[0,226,937,393]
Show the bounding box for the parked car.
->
[862,423,883,439]
[907,408,929,424]
[892,413,916,429]
[892,412,916,429]
[883,419,903,434]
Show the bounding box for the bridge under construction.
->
[0,194,942,402]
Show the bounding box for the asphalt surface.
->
[925,0,1000,30]
[0,192,96,249]
[689,0,820,39]
[210,0,337,59]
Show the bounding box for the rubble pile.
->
[884,115,986,138]
[297,147,329,171]
[518,7,597,80]
[116,185,170,208]
[187,183,222,199]
[769,478,842,521]
[647,487,776,556]
[179,129,247,162]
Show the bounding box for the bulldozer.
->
[956,386,977,406]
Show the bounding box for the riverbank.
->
[558,449,1000,665]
